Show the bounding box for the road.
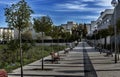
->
[8,41,120,77]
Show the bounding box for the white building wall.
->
[86,24,91,35]
[60,21,77,34]
[0,27,14,41]
[90,21,96,35]
[97,9,113,30]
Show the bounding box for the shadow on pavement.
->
[83,42,98,77]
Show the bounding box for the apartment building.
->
[89,21,97,35]
[97,9,113,30]
[111,2,120,26]
[60,21,77,34]
[0,27,14,42]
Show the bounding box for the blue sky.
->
[0,0,113,27]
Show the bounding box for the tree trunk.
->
[105,37,107,49]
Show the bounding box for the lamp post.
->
[111,0,118,63]
[94,27,97,48]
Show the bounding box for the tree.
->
[108,25,114,36]
[33,16,52,35]
[108,25,114,53]
[49,26,63,56]
[4,0,33,77]
[7,40,19,63]
[59,27,68,43]
[22,30,33,40]
[83,24,88,38]
[50,26,61,39]
[5,0,33,31]
[97,29,110,49]
[116,19,120,34]
[57,26,65,39]
[33,16,53,70]
[71,25,78,41]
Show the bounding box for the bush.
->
[0,44,66,72]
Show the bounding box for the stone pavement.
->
[8,42,120,77]
[84,42,120,77]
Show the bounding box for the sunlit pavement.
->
[8,41,120,77]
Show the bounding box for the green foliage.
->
[94,29,110,39]
[33,16,53,34]
[116,19,120,33]
[100,29,110,38]
[89,28,110,40]
[60,30,67,39]
[7,40,19,51]
[22,43,31,52]
[22,30,33,40]
[65,32,71,40]
[50,26,67,40]
[0,44,66,72]
[108,25,114,36]
[83,24,88,38]
[4,0,33,30]
[71,24,83,41]
[4,0,34,72]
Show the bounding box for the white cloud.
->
[82,0,94,2]
[51,15,98,20]
[56,3,87,10]
[84,16,98,19]
[31,14,47,17]
[95,0,113,8]
[55,7,103,13]
[55,0,113,14]
[0,1,17,5]
[82,0,112,6]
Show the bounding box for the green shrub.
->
[0,44,66,72]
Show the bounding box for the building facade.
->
[60,21,77,34]
[89,21,96,35]
[86,24,91,35]
[97,9,113,30]
[0,27,14,42]
[111,2,120,26]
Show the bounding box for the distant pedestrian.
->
[50,52,60,63]
[0,69,7,77]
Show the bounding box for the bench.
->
[105,51,113,57]
[64,48,69,54]
[103,50,113,57]
[50,52,60,63]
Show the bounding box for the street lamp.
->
[94,26,97,48]
[111,0,118,63]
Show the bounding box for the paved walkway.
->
[8,41,120,77]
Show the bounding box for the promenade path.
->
[8,41,120,77]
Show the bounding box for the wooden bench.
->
[50,52,60,63]
[64,48,69,54]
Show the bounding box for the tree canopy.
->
[33,16,53,35]
[83,24,88,38]
[4,0,33,31]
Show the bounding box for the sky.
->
[0,0,113,27]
